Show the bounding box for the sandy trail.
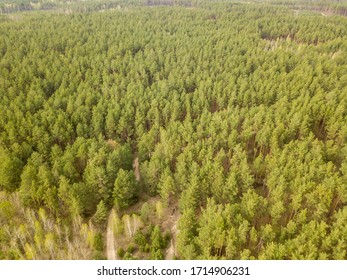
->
[106,209,117,260]
[107,157,178,260]
[165,239,175,260]
[106,158,140,260]
[133,157,140,181]
[164,212,179,260]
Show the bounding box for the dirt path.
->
[164,209,179,260]
[165,239,175,260]
[133,157,140,181]
[106,157,140,260]
[106,209,117,260]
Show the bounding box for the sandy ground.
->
[106,209,117,260]
[106,157,140,260]
[133,157,140,181]
[106,157,179,260]
[165,239,175,260]
[164,209,179,260]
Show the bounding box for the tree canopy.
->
[1,0,347,259]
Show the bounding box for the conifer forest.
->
[1,0,347,260]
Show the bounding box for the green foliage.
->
[134,231,148,252]
[93,251,106,260]
[113,169,139,209]
[92,200,107,227]
[1,0,347,260]
[150,249,164,260]
[0,192,96,259]
[150,226,164,250]
[0,147,23,192]
[123,252,137,260]
[148,225,166,260]
[127,244,135,254]
[117,247,125,259]
[140,202,150,222]
[177,208,198,259]
[93,233,104,252]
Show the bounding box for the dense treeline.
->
[1,1,347,259]
[268,0,347,16]
[0,0,188,14]
[2,0,346,15]
[0,0,347,16]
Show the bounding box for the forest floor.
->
[164,215,179,260]
[133,157,140,181]
[106,157,179,260]
[106,157,140,260]
[106,209,117,260]
[165,239,175,260]
[163,200,180,260]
